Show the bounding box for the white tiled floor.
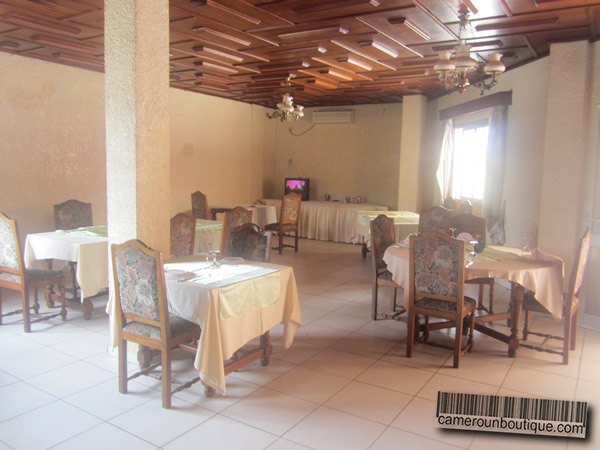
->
[1,238,599,449]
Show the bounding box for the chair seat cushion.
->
[0,269,63,285]
[415,296,477,313]
[123,314,201,341]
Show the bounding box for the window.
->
[451,120,489,202]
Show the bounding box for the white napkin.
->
[456,232,474,242]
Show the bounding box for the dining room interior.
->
[2,0,600,449]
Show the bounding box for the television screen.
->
[284,178,310,201]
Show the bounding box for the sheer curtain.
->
[483,105,508,244]
[436,118,455,205]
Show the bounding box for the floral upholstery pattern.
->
[123,313,200,340]
[222,207,252,255]
[191,191,209,219]
[170,213,196,258]
[281,193,301,223]
[370,214,395,273]
[54,200,92,230]
[413,235,461,297]
[0,215,19,270]
[229,223,271,262]
[416,296,476,312]
[448,213,486,243]
[114,244,160,321]
[418,206,453,234]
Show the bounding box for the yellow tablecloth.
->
[24,227,109,301]
[383,245,565,319]
[108,258,302,395]
[355,211,420,246]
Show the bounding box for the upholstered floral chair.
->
[191,191,209,220]
[370,214,405,320]
[265,192,301,254]
[522,228,591,364]
[226,223,272,262]
[170,213,196,258]
[1,212,66,332]
[54,199,92,230]
[111,239,201,409]
[221,206,253,254]
[406,231,476,368]
[418,205,454,234]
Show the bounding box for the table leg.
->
[82,298,94,320]
[508,283,524,357]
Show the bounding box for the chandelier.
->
[266,76,304,122]
[434,12,505,95]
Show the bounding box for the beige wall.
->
[265,104,402,207]
[1,52,269,244]
[422,58,549,248]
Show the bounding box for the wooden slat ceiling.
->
[1,0,599,107]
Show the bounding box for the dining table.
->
[210,204,277,229]
[383,243,565,357]
[107,255,302,396]
[355,211,420,257]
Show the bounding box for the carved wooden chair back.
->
[265,193,302,254]
[170,213,196,258]
[227,223,272,263]
[221,206,252,253]
[418,206,454,234]
[54,199,92,230]
[191,191,209,220]
[447,213,487,243]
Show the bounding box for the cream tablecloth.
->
[24,227,109,301]
[108,257,302,395]
[262,199,388,243]
[211,204,277,228]
[355,211,420,246]
[383,244,565,319]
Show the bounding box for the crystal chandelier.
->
[434,13,505,95]
[266,76,304,122]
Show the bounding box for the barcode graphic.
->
[436,392,587,438]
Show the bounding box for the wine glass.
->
[208,250,221,268]
[449,227,457,238]
[521,238,531,256]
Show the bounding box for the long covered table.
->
[262,199,388,243]
[355,211,420,257]
[383,244,564,356]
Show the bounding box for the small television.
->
[284,178,310,201]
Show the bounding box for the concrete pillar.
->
[104,0,170,253]
[397,95,427,211]
[538,41,590,283]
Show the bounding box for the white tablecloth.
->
[355,211,420,246]
[24,230,108,301]
[212,204,277,228]
[108,257,302,394]
[383,244,565,319]
[262,199,388,243]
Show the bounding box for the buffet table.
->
[262,199,388,244]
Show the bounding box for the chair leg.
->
[161,349,172,409]
[371,282,378,320]
[406,312,415,358]
[118,339,128,394]
[488,280,495,314]
[467,314,475,353]
[454,317,463,368]
[563,314,571,365]
[294,230,299,252]
[392,287,398,312]
[59,283,67,320]
[21,288,31,333]
[477,285,484,310]
[570,310,578,351]
[523,310,530,340]
[33,288,40,315]
[278,231,283,255]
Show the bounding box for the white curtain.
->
[483,105,508,244]
[436,118,455,205]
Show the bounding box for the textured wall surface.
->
[398,95,426,211]
[267,103,403,207]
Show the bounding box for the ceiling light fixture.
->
[361,40,398,58]
[434,12,505,95]
[266,75,304,122]
[344,56,372,71]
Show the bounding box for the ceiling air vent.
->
[312,110,354,124]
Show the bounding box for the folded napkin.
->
[456,232,474,242]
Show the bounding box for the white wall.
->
[266,104,402,208]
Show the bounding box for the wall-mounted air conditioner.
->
[312,109,354,124]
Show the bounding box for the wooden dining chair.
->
[170,213,196,258]
[521,228,591,364]
[53,199,93,300]
[111,239,202,409]
[226,223,272,263]
[406,232,476,368]
[0,212,67,332]
[418,205,454,234]
[221,206,253,254]
[265,192,301,254]
[447,213,495,314]
[191,191,209,220]
[370,214,405,320]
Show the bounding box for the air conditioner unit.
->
[312,109,354,124]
